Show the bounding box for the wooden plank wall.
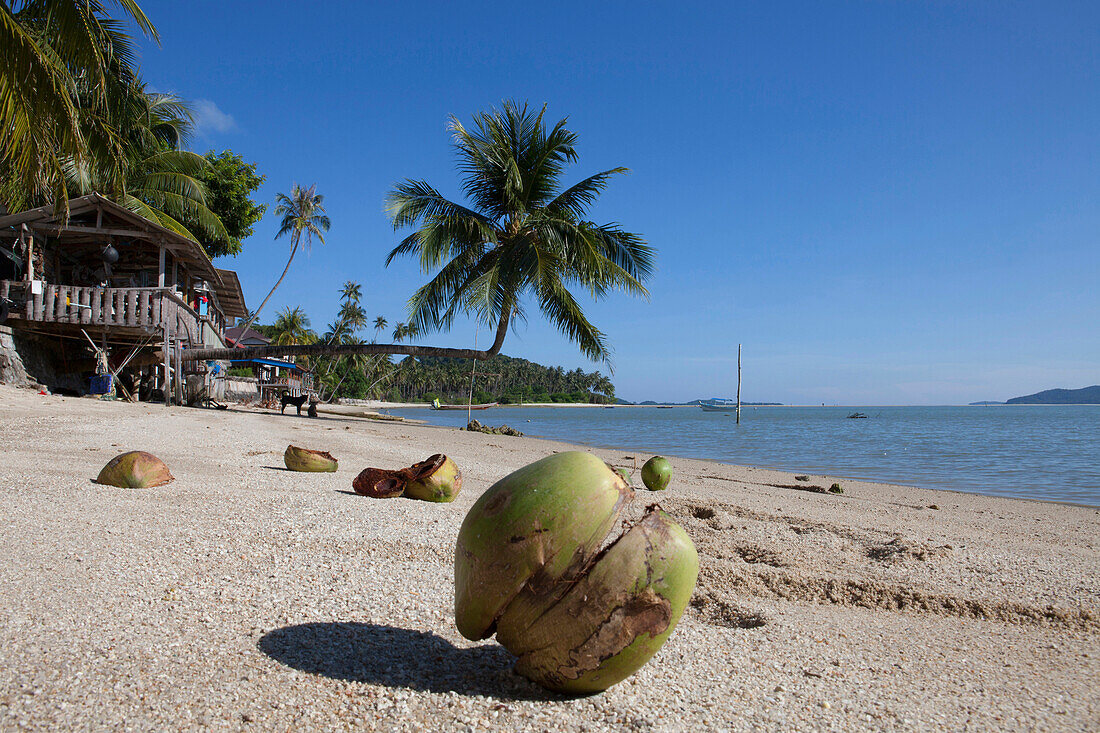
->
[0,282,203,343]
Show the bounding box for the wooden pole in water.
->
[467,329,477,424]
[736,343,742,424]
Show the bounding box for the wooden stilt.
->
[174,340,183,405]
[162,329,170,406]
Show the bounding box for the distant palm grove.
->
[243,282,615,404]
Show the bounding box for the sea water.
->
[388,405,1100,506]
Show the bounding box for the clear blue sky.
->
[135,1,1098,404]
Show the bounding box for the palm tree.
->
[373,316,387,338]
[66,86,228,243]
[385,100,653,363]
[269,306,315,346]
[339,280,361,303]
[187,103,652,365]
[0,0,157,211]
[237,184,329,334]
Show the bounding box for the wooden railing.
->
[0,280,204,343]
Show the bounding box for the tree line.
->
[241,283,615,404]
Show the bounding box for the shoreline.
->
[1,385,1096,729]
[386,405,1100,509]
[345,401,1100,409]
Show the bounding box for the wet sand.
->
[0,385,1096,730]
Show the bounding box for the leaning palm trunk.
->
[235,234,299,335]
[188,305,511,363]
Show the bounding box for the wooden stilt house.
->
[0,193,246,402]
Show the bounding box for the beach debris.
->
[795,475,809,482]
[352,454,462,501]
[641,456,672,491]
[95,451,174,488]
[829,483,844,494]
[466,419,523,436]
[454,451,698,693]
[617,467,632,484]
[283,445,338,472]
[352,466,407,498]
[404,454,463,502]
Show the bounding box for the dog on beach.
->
[279,390,314,416]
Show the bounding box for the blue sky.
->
[136,1,1098,404]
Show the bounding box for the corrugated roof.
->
[228,357,303,370]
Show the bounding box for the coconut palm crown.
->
[385,101,654,364]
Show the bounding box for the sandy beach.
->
[0,385,1097,731]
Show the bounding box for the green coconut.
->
[454,451,699,693]
[284,445,338,472]
[95,451,174,488]
[404,454,462,502]
[641,456,672,491]
[513,507,699,693]
[455,451,631,641]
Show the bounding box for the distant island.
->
[970,385,1100,405]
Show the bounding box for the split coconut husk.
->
[351,453,462,501]
[284,445,338,472]
[352,467,407,498]
[404,454,462,502]
[95,451,174,488]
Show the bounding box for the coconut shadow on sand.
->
[258,622,559,701]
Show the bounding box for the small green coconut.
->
[95,451,174,488]
[404,454,462,502]
[454,451,698,693]
[641,456,672,491]
[284,445,338,472]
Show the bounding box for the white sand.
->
[0,385,1096,730]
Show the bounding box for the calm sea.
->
[388,405,1100,506]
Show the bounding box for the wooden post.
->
[162,329,170,407]
[158,246,166,287]
[170,258,178,290]
[138,291,150,329]
[736,343,742,425]
[25,231,34,281]
[467,328,478,423]
[44,284,56,321]
[174,340,184,405]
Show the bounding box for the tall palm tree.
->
[384,100,653,363]
[0,0,157,211]
[187,104,652,365]
[237,184,329,334]
[373,316,387,338]
[339,280,361,303]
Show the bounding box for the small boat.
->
[699,398,738,412]
[431,399,496,411]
